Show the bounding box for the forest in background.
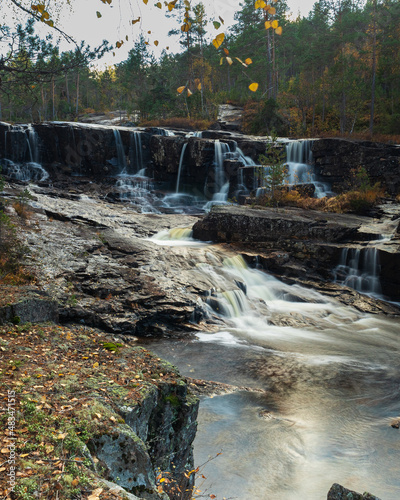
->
[1,0,399,139]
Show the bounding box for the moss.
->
[164,394,181,408]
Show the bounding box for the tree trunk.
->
[75,72,80,117]
[369,0,377,135]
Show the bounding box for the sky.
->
[4,0,316,66]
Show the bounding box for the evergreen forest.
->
[1,0,399,139]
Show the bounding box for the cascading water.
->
[113,129,127,172]
[285,139,332,198]
[141,235,400,500]
[2,124,48,182]
[333,246,382,297]
[129,131,143,174]
[176,143,188,193]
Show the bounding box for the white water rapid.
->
[144,234,400,500]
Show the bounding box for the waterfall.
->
[129,131,143,174]
[113,129,127,172]
[2,124,48,182]
[176,143,188,193]
[333,246,382,296]
[213,140,230,193]
[285,139,332,198]
[27,125,39,164]
[285,139,313,185]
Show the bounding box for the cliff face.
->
[312,138,400,195]
[89,379,199,500]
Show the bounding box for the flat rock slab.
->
[0,285,58,325]
[192,205,374,243]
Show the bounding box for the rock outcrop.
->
[0,286,59,325]
[89,380,199,500]
[312,138,400,195]
[327,483,381,500]
[192,205,400,304]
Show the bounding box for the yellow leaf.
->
[116,41,123,48]
[148,30,152,34]
[264,20,271,29]
[20,453,29,458]
[96,11,102,18]
[88,489,103,500]
[143,0,148,4]
[181,23,191,32]
[93,362,99,369]
[223,48,229,55]
[226,56,233,65]
[126,35,129,41]
[271,19,278,28]
[57,433,67,440]
[220,57,224,65]
[269,6,276,15]
[154,40,159,46]
[72,478,80,487]
[156,1,162,7]
[249,83,259,92]
[197,82,202,90]
[44,20,54,27]
[245,58,253,65]
[160,478,166,483]
[187,89,193,96]
[275,26,282,35]
[212,32,225,49]
[255,0,267,8]
[177,86,186,94]
[132,17,140,24]
[219,16,224,24]
[168,2,176,11]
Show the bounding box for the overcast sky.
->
[5,0,316,66]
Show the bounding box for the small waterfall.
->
[116,174,158,213]
[285,139,313,185]
[213,140,230,193]
[334,246,382,296]
[285,139,332,198]
[129,131,143,174]
[2,159,49,182]
[2,124,47,182]
[176,143,188,193]
[27,125,39,164]
[113,129,127,172]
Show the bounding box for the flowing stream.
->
[145,233,400,500]
[2,124,400,499]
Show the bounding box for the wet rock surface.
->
[312,138,400,195]
[327,483,381,500]
[192,205,400,305]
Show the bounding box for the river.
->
[144,234,400,500]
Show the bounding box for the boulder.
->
[327,483,381,500]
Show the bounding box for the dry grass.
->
[140,117,213,131]
[255,185,385,214]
